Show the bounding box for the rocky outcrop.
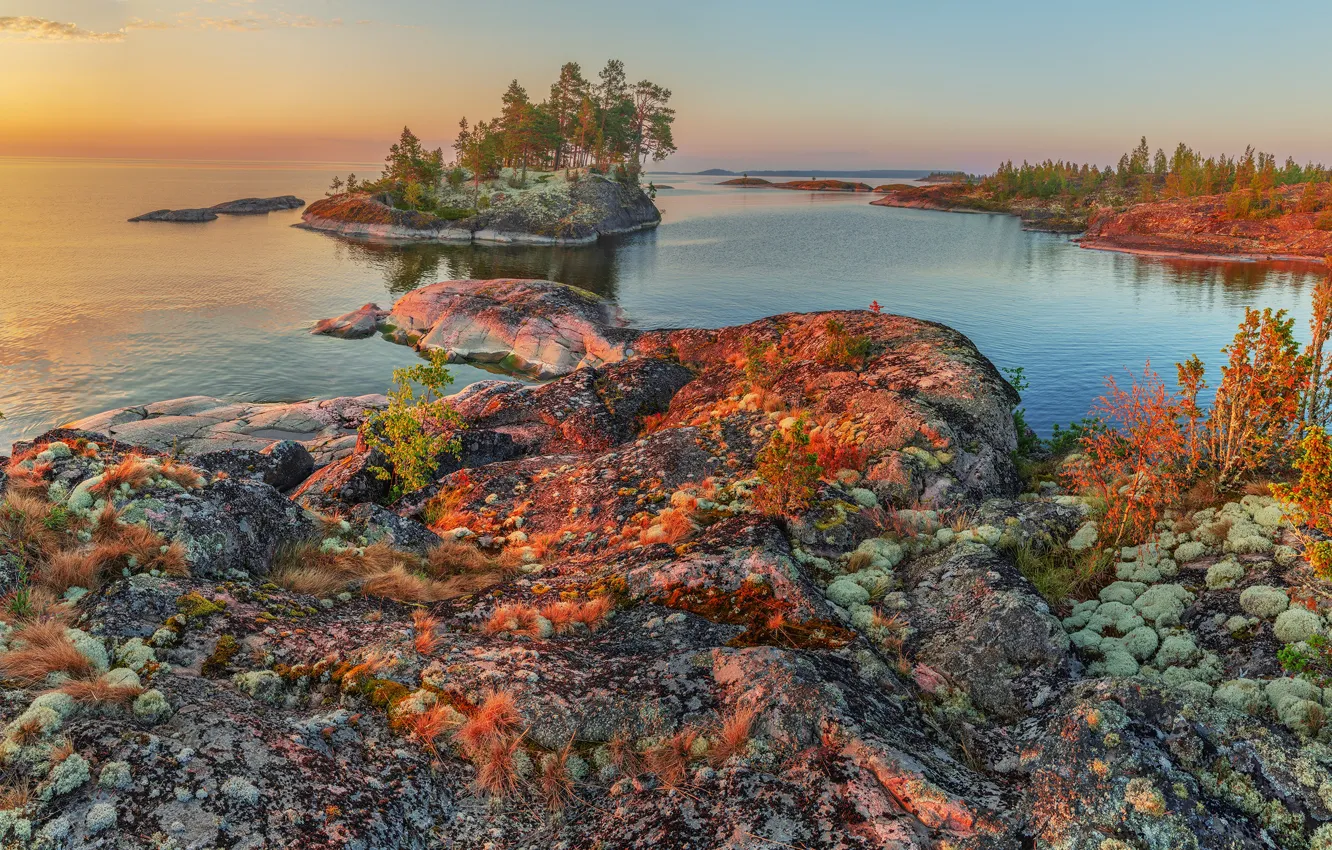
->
[1080,185,1332,261]
[314,279,641,379]
[18,286,1332,848]
[717,177,772,186]
[128,196,304,222]
[65,395,384,468]
[297,176,659,245]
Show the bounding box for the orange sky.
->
[4,0,1331,171]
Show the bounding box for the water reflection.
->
[331,231,651,300]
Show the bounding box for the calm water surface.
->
[0,158,1321,446]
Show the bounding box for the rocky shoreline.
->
[298,176,659,246]
[1080,186,1332,261]
[4,279,1332,848]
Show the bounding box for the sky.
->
[2,0,1331,172]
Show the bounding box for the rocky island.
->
[718,178,872,192]
[128,196,305,223]
[5,276,1332,849]
[299,173,660,246]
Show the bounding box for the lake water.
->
[0,158,1322,448]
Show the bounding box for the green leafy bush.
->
[754,418,822,516]
[360,350,466,502]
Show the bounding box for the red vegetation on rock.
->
[1082,184,1332,260]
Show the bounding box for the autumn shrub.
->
[818,319,873,368]
[1207,307,1307,482]
[753,418,823,517]
[809,426,867,478]
[1273,425,1332,577]
[360,350,465,502]
[742,338,781,389]
[1316,211,1332,231]
[1066,366,1188,547]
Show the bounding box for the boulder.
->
[368,278,640,379]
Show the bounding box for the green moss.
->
[176,592,226,619]
[201,634,240,678]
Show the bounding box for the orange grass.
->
[0,619,95,684]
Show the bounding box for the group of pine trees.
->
[982,137,1331,219]
[328,60,675,215]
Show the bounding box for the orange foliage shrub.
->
[1273,425,1332,577]
[809,427,868,478]
[1208,308,1307,482]
[1066,366,1187,547]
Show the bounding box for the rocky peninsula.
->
[298,174,659,246]
[128,196,305,223]
[871,183,1088,233]
[1080,185,1332,262]
[3,279,1332,848]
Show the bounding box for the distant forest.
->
[985,137,1331,219]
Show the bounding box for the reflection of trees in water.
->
[335,231,660,301]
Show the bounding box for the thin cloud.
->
[0,16,125,42]
[127,10,346,32]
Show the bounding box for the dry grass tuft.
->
[403,702,460,755]
[454,690,520,756]
[539,741,576,812]
[92,455,155,496]
[454,689,524,798]
[0,619,95,685]
[4,462,52,498]
[157,457,204,489]
[537,597,612,635]
[472,732,522,797]
[709,705,758,766]
[483,604,543,638]
[412,610,444,655]
[272,540,492,604]
[38,550,100,596]
[424,540,493,577]
[0,493,63,555]
[644,728,700,789]
[57,675,143,706]
[0,778,32,811]
[638,508,697,546]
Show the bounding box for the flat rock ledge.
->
[314,278,640,379]
[128,195,305,223]
[65,394,382,468]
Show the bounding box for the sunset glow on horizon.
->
[4,0,1332,171]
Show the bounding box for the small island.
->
[717,177,871,192]
[300,60,672,246]
[128,195,305,223]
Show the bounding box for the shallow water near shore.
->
[0,158,1321,447]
